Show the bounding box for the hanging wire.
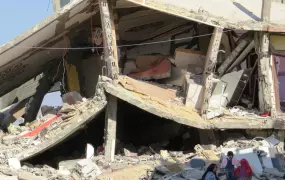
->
[9,29,233,50]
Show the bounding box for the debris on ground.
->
[0,128,283,180]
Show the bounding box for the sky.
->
[0,1,63,107]
[0,0,54,45]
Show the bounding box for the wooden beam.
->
[217,35,251,76]
[226,40,255,73]
[200,27,223,119]
[99,0,119,162]
[99,0,119,79]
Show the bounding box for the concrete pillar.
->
[258,0,278,116]
[99,0,119,162]
[104,95,117,162]
[99,0,119,79]
[200,27,223,119]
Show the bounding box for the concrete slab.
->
[126,0,285,31]
[259,146,274,169]
[14,98,106,161]
[102,76,285,130]
[0,0,98,98]
[103,76,210,129]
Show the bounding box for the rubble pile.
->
[0,103,80,163]
[0,131,283,180]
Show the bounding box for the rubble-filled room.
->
[0,0,284,179]
[115,7,275,119]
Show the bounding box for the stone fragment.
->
[8,158,21,170]
[18,171,48,180]
[160,150,169,159]
[174,48,205,68]
[161,66,188,86]
[86,143,94,159]
[2,135,17,145]
[62,92,83,105]
[123,60,137,75]
[76,159,101,178]
[0,175,18,180]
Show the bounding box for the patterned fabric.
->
[205,172,217,180]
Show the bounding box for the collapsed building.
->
[1,0,285,179]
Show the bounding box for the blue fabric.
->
[205,172,217,180]
[226,170,235,180]
[225,157,234,170]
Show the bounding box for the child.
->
[221,151,239,180]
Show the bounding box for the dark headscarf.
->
[201,164,219,180]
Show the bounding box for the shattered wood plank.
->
[119,76,177,102]
[103,80,211,129]
[99,0,119,79]
[14,100,106,161]
[217,35,252,76]
[226,40,255,73]
[200,27,223,119]
[104,95,117,162]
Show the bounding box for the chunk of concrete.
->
[86,144,94,159]
[123,60,137,75]
[183,74,203,110]
[58,159,79,171]
[62,91,83,105]
[18,171,47,180]
[181,168,204,179]
[0,175,18,180]
[263,168,285,177]
[128,59,171,80]
[259,146,274,169]
[209,70,248,109]
[161,66,188,86]
[135,56,166,71]
[8,158,21,170]
[264,135,280,146]
[2,135,17,145]
[76,159,102,178]
[174,48,205,69]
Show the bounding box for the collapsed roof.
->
[125,0,285,31]
[2,0,285,99]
